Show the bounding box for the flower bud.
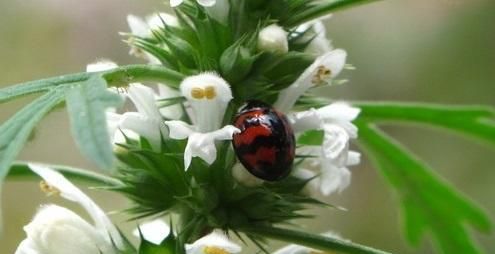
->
[258,24,289,54]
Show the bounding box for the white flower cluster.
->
[238,18,362,197]
[15,164,242,254]
[123,12,360,197]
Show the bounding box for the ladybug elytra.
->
[232,100,295,181]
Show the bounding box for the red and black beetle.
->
[232,100,295,181]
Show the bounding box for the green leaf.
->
[0,88,65,180]
[65,76,124,170]
[356,121,492,254]
[356,102,495,147]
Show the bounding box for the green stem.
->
[0,65,184,103]
[6,161,123,186]
[239,225,392,254]
[286,0,381,27]
[102,64,184,88]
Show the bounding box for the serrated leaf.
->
[0,88,65,179]
[356,102,495,147]
[0,72,88,103]
[65,76,124,170]
[356,121,491,254]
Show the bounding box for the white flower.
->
[16,164,124,254]
[133,219,171,245]
[131,221,241,254]
[107,83,169,150]
[290,102,360,164]
[166,73,239,170]
[170,0,216,8]
[296,147,360,196]
[289,103,361,195]
[16,205,115,254]
[186,230,241,254]
[274,49,347,113]
[126,13,178,64]
[258,24,289,54]
[295,16,333,55]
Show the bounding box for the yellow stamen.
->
[203,246,230,254]
[204,86,217,99]
[311,66,332,85]
[191,87,205,99]
[39,181,60,196]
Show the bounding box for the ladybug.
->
[232,100,295,181]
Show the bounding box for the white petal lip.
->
[27,163,124,249]
[166,120,196,139]
[166,121,239,170]
[185,230,241,254]
[317,102,360,122]
[133,219,171,245]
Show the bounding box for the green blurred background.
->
[1,0,494,253]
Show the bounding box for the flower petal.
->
[321,124,350,165]
[185,230,241,254]
[27,164,124,249]
[197,0,216,7]
[166,120,195,139]
[128,83,162,120]
[127,15,150,38]
[288,108,322,133]
[120,112,166,150]
[181,125,239,170]
[20,205,112,254]
[316,102,360,123]
[170,0,184,7]
[180,73,233,132]
[274,49,347,112]
[146,12,179,30]
[320,163,351,195]
[133,219,171,245]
